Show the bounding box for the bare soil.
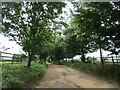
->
[28,64,119,88]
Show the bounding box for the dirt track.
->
[31,64,118,88]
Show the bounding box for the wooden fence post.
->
[20,57,22,63]
[0,51,1,61]
[112,56,115,66]
[12,54,15,64]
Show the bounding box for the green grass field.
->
[105,60,120,65]
[0,61,22,64]
[0,62,12,64]
[91,60,120,65]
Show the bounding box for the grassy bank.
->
[2,61,46,88]
[63,61,120,83]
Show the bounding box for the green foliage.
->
[2,2,66,67]
[46,56,51,63]
[64,61,120,83]
[63,28,79,58]
[52,61,61,65]
[50,43,65,64]
[2,62,46,88]
[46,34,66,64]
[54,44,64,61]
[72,2,120,54]
[20,54,27,59]
[63,2,120,64]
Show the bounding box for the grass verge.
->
[2,61,46,88]
[63,61,120,83]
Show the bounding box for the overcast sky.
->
[0,34,24,54]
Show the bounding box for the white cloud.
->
[86,50,111,57]
[0,34,24,54]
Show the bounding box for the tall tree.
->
[71,2,120,66]
[2,2,66,67]
[63,18,97,62]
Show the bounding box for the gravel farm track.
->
[27,64,119,88]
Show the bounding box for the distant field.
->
[0,61,21,64]
[0,62,11,64]
[94,60,120,65]
[105,62,120,65]
[105,60,120,65]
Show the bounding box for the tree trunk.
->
[58,59,61,65]
[27,52,33,68]
[98,34,104,67]
[116,55,118,63]
[66,57,67,61]
[112,56,115,66]
[81,49,86,63]
[27,46,35,68]
[81,53,86,62]
[100,48,104,67]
